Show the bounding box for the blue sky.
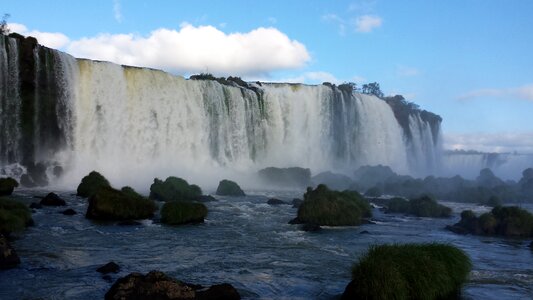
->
[3,0,533,153]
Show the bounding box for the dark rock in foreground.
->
[77,171,111,198]
[40,192,66,206]
[161,202,208,225]
[0,177,18,196]
[86,187,156,221]
[0,234,20,269]
[267,198,287,205]
[215,180,245,197]
[61,209,77,215]
[29,202,42,209]
[97,261,120,274]
[105,270,240,300]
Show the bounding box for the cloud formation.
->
[67,23,310,76]
[444,132,533,154]
[113,0,123,23]
[354,15,382,33]
[458,83,533,102]
[8,23,70,49]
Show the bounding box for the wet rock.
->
[29,202,42,209]
[61,209,76,215]
[288,217,302,225]
[0,234,20,269]
[215,180,245,197]
[267,198,286,205]
[197,195,216,202]
[360,230,370,234]
[291,198,303,208]
[196,283,241,300]
[300,223,321,232]
[105,271,195,300]
[117,220,142,226]
[0,177,19,196]
[40,192,66,206]
[77,171,111,198]
[97,261,120,274]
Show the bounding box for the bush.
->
[215,180,245,196]
[77,171,110,197]
[296,184,371,226]
[149,177,202,202]
[0,177,18,196]
[86,187,156,221]
[449,206,533,237]
[161,201,208,225]
[343,243,471,300]
[387,195,451,218]
[0,197,33,234]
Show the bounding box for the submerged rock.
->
[197,195,217,202]
[267,198,287,205]
[215,180,245,197]
[40,192,66,206]
[0,177,18,196]
[97,261,120,274]
[196,283,241,300]
[77,171,111,198]
[61,209,76,215]
[0,234,20,269]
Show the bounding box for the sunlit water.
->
[1,190,532,299]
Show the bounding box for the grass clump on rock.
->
[342,243,471,300]
[149,176,202,201]
[447,206,533,237]
[0,197,33,234]
[86,186,156,221]
[216,179,245,196]
[386,195,452,218]
[77,171,110,198]
[161,201,208,225]
[295,184,371,226]
[0,177,19,196]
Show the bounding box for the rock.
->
[97,261,120,274]
[0,177,19,196]
[0,234,20,269]
[40,192,66,206]
[0,198,33,234]
[77,171,111,198]
[161,201,208,225]
[196,283,241,300]
[288,217,302,225]
[215,180,245,197]
[197,195,216,202]
[86,186,156,221]
[291,198,303,208]
[29,202,42,209]
[258,167,311,188]
[105,271,196,300]
[61,209,76,215]
[150,177,202,202]
[300,223,321,232]
[117,220,142,226]
[360,230,370,234]
[386,196,452,218]
[529,241,533,250]
[267,198,286,205]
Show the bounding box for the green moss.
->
[161,201,208,225]
[0,177,19,196]
[215,180,245,196]
[387,195,451,218]
[77,171,111,198]
[121,186,143,199]
[86,187,156,221]
[297,184,371,226]
[0,197,33,234]
[345,243,471,300]
[149,177,202,202]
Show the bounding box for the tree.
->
[0,14,10,35]
[361,82,384,98]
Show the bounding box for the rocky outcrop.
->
[86,186,156,221]
[150,177,202,202]
[40,192,66,206]
[215,180,245,197]
[0,177,18,196]
[0,234,20,269]
[77,171,111,198]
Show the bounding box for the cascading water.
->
[0,34,442,188]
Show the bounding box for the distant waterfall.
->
[0,34,442,187]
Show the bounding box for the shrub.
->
[86,187,156,221]
[387,195,451,218]
[296,184,371,226]
[449,206,533,237]
[343,243,471,300]
[215,180,245,196]
[149,177,202,202]
[161,201,208,225]
[0,197,32,234]
[77,171,110,197]
[0,177,18,196]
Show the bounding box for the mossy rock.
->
[0,197,33,234]
[161,201,208,225]
[342,243,471,300]
[77,171,111,198]
[149,177,202,202]
[449,206,533,237]
[296,184,371,226]
[215,180,245,196]
[86,187,156,221]
[0,178,19,196]
[387,195,451,218]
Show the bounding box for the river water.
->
[1,189,532,299]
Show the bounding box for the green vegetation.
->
[0,197,32,234]
[215,179,245,196]
[77,171,111,198]
[149,176,202,202]
[86,187,156,221]
[448,206,533,237]
[161,201,208,225]
[386,195,452,218]
[0,177,18,196]
[343,243,471,300]
[296,184,371,226]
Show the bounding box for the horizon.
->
[3,0,533,154]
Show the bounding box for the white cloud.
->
[354,15,382,33]
[113,0,123,23]
[458,83,533,102]
[444,132,533,154]
[67,23,310,76]
[8,23,70,49]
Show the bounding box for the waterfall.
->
[0,35,443,188]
